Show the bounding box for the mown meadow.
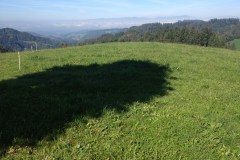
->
[0,42,240,159]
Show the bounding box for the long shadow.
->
[0,60,173,155]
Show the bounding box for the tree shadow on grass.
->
[0,60,173,155]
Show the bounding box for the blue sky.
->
[1,0,240,21]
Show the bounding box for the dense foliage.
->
[81,19,240,49]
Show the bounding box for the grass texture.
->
[0,42,240,159]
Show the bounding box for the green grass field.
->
[0,42,240,159]
[229,38,240,50]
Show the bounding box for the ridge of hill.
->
[0,28,62,53]
[82,18,240,49]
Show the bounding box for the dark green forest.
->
[80,18,240,49]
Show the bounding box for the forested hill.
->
[0,28,61,53]
[81,18,240,49]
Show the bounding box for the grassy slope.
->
[0,42,240,159]
[230,39,240,50]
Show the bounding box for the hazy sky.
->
[1,0,240,21]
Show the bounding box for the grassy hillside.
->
[229,38,240,50]
[0,42,240,159]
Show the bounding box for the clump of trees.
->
[0,45,11,53]
[60,43,68,48]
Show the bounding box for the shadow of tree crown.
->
[0,60,173,151]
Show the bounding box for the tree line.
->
[80,19,240,49]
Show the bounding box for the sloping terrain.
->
[0,42,239,159]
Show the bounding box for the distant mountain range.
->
[61,28,127,42]
[0,28,127,53]
[2,18,239,53]
[0,16,199,52]
[0,28,62,52]
[0,16,195,36]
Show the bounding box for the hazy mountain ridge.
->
[2,18,240,53]
[62,28,127,42]
[0,28,62,52]
[0,28,127,52]
[0,16,195,36]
